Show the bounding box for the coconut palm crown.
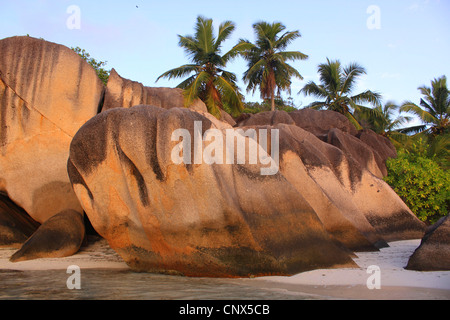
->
[400,75,449,136]
[239,21,308,111]
[156,16,246,118]
[299,58,382,129]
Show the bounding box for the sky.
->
[1,0,449,114]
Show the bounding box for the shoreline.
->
[1,238,449,300]
[245,239,450,299]
[0,236,128,271]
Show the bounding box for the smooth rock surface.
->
[68,105,357,277]
[0,36,103,223]
[10,209,85,262]
[407,216,450,271]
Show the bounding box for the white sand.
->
[1,238,449,299]
[247,239,450,299]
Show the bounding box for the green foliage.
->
[400,75,450,136]
[299,58,382,130]
[243,96,298,114]
[156,16,245,118]
[71,47,110,85]
[384,139,450,224]
[239,21,308,111]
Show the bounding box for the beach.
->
[1,237,449,300]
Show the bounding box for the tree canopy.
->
[156,16,245,118]
[239,21,308,111]
[299,58,382,129]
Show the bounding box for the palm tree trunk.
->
[271,92,275,111]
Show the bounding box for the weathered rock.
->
[0,194,40,248]
[249,123,424,250]
[273,124,384,251]
[0,36,103,223]
[102,68,208,113]
[406,216,450,271]
[235,110,397,179]
[10,210,85,262]
[356,129,397,176]
[68,105,357,277]
[285,109,358,139]
[219,109,237,126]
[235,110,295,127]
[327,128,386,179]
[102,68,239,126]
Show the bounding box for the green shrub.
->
[384,145,449,224]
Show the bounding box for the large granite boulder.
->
[0,36,104,260]
[68,105,425,277]
[406,215,450,271]
[10,209,85,262]
[0,36,103,223]
[103,68,207,113]
[272,124,423,250]
[236,110,396,179]
[68,105,358,277]
[288,109,358,139]
[234,110,295,127]
[102,68,238,126]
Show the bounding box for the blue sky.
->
[1,0,449,112]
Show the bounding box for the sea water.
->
[0,268,318,300]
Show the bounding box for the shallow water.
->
[0,268,318,300]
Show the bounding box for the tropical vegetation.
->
[400,76,449,136]
[384,139,449,224]
[299,58,382,130]
[238,21,308,111]
[71,46,110,85]
[156,16,246,118]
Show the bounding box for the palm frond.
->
[214,75,244,113]
[183,71,210,106]
[317,58,341,94]
[195,16,214,55]
[397,124,428,135]
[175,75,197,90]
[276,30,301,49]
[156,64,199,82]
[344,111,363,130]
[278,50,308,62]
[351,90,382,107]
[177,35,200,61]
[299,81,328,99]
[306,101,328,110]
[400,101,438,124]
[340,62,366,94]
[215,20,235,51]
[222,40,254,64]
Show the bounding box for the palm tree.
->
[299,58,382,129]
[355,101,412,148]
[400,75,449,136]
[239,21,308,111]
[156,16,245,118]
